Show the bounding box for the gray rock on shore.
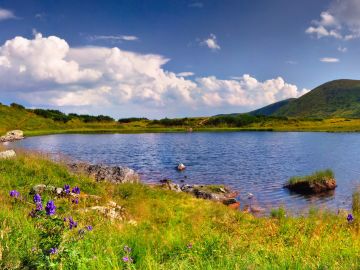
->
[0,130,24,142]
[68,163,140,184]
[0,149,16,159]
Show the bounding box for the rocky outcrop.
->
[67,163,140,184]
[284,179,337,194]
[84,201,125,220]
[0,130,24,142]
[160,180,240,208]
[0,149,16,159]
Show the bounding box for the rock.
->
[250,205,265,213]
[177,163,186,171]
[30,184,47,194]
[160,180,182,192]
[0,130,24,142]
[0,150,16,159]
[55,187,63,195]
[228,202,241,209]
[87,201,125,220]
[159,178,172,184]
[68,163,140,184]
[284,178,337,194]
[223,198,238,205]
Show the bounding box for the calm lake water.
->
[10,132,360,213]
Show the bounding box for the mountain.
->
[249,98,296,116]
[251,79,360,118]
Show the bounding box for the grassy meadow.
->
[1,152,360,269]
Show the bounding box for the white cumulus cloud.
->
[201,34,221,51]
[306,0,360,40]
[0,33,307,117]
[0,7,15,21]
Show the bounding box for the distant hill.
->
[249,98,296,116]
[249,79,360,118]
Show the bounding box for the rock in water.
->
[0,130,24,142]
[68,163,140,184]
[284,179,337,194]
[0,150,16,159]
[177,163,186,171]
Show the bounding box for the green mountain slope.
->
[247,79,360,118]
[249,98,296,116]
[273,79,360,118]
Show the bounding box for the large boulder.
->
[68,163,140,184]
[0,130,24,142]
[0,149,16,159]
[284,178,337,194]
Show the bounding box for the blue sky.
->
[0,0,359,118]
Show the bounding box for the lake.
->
[10,132,360,213]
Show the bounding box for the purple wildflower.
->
[45,201,56,216]
[63,217,67,222]
[36,203,43,211]
[33,193,41,203]
[122,256,133,263]
[347,214,354,222]
[72,198,79,204]
[68,217,78,229]
[72,186,80,194]
[86,225,93,231]
[64,184,70,194]
[123,245,132,253]
[49,247,58,255]
[9,190,20,198]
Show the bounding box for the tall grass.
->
[0,154,360,269]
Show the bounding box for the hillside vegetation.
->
[2,152,360,269]
[250,79,360,118]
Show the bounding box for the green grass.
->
[287,169,335,185]
[1,154,360,269]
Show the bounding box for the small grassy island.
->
[284,169,337,194]
[1,152,360,269]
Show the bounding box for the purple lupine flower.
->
[71,186,80,194]
[72,198,79,204]
[45,201,56,216]
[86,225,93,231]
[33,193,41,203]
[122,256,132,263]
[36,203,43,211]
[9,190,20,198]
[123,245,132,253]
[63,217,67,222]
[64,184,70,194]
[68,217,78,229]
[347,214,354,222]
[49,247,58,255]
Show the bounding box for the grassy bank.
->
[6,103,360,136]
[1,153,360,269]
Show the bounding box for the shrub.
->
[118,117,149,123]
[10,103,26,110]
